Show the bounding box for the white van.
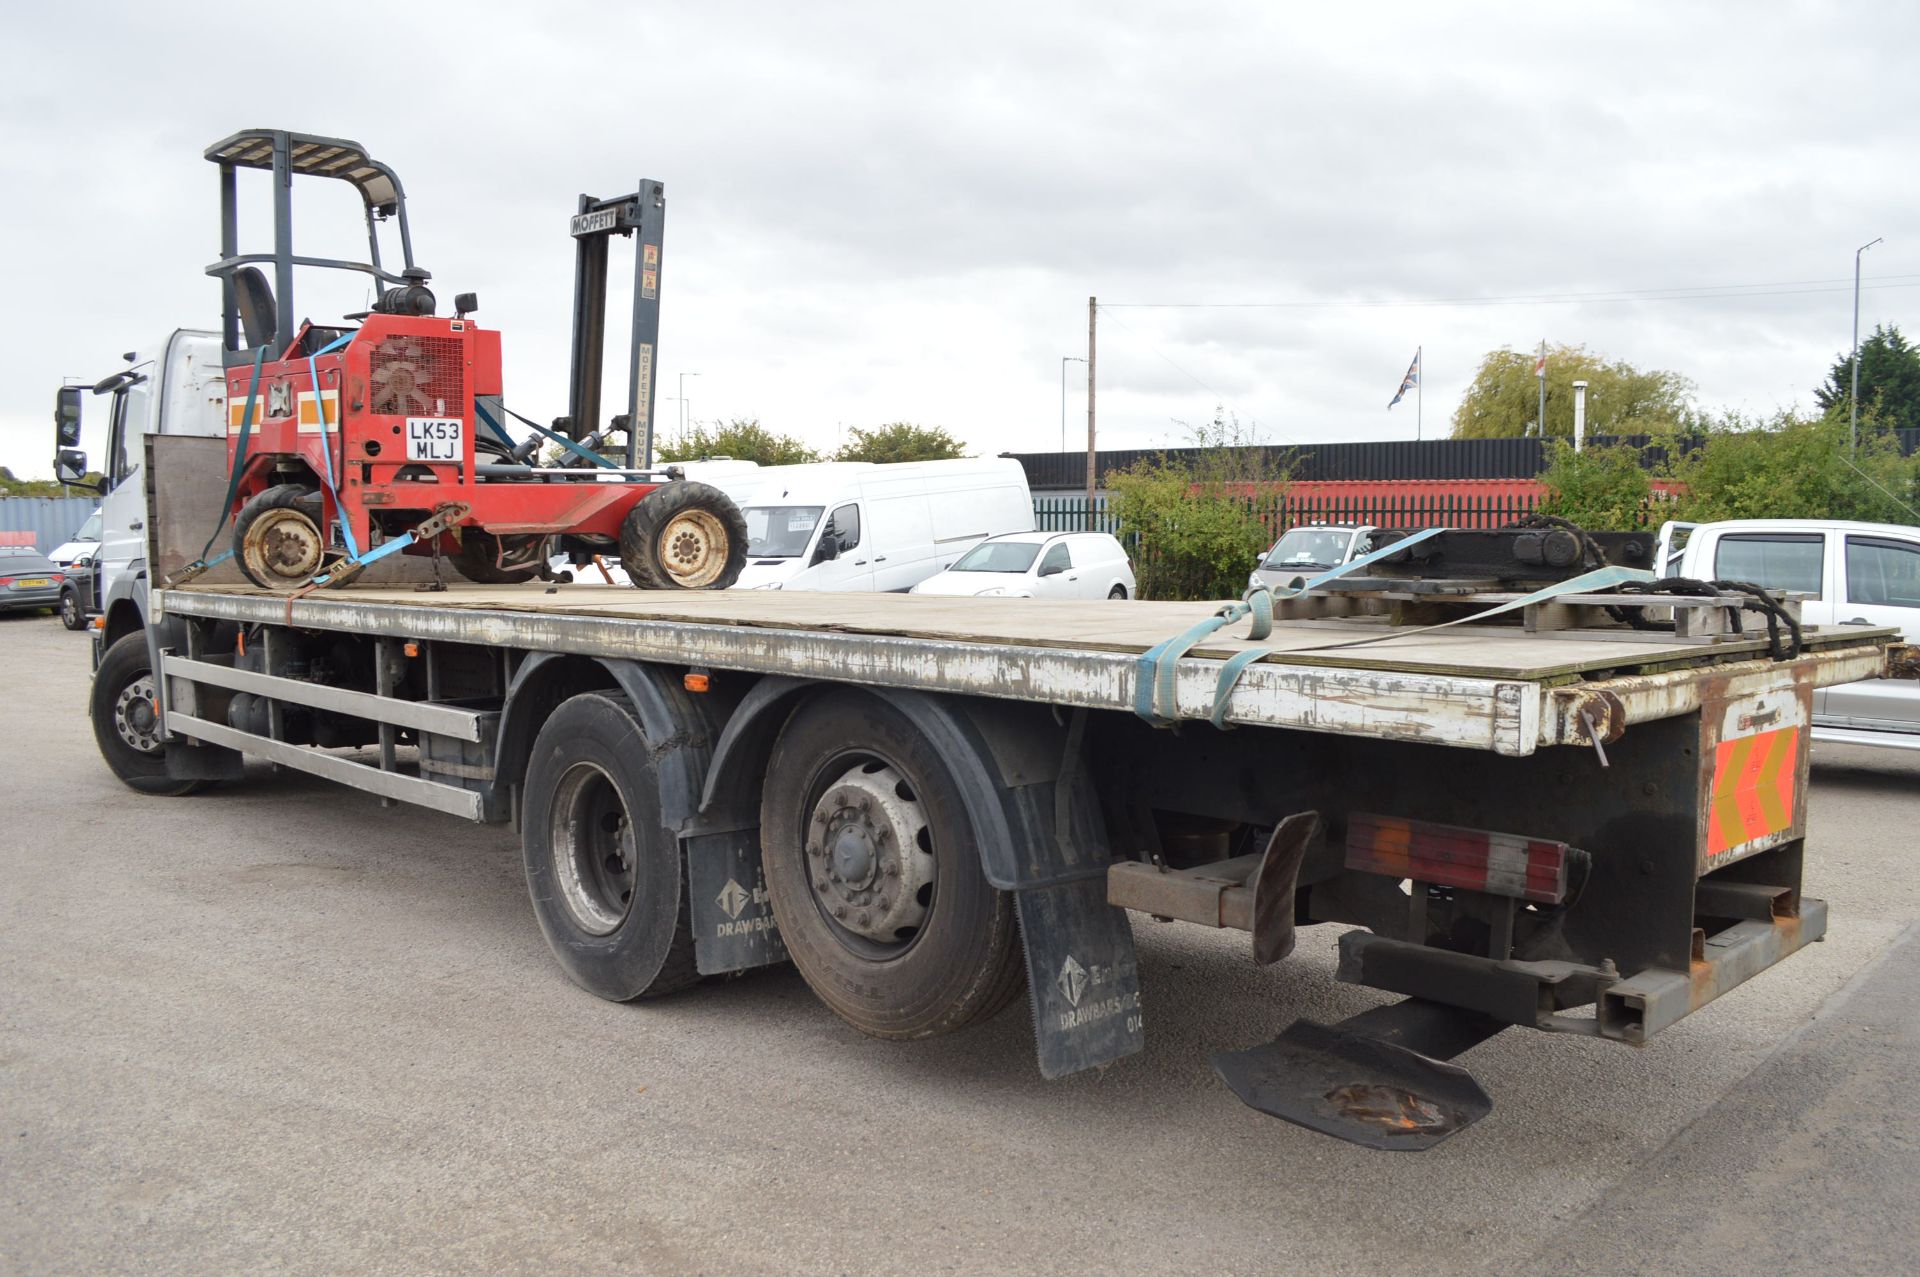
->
[733,458,1034,592]
[1657,518,1920,751]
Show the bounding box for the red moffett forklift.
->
[189,128,747,593]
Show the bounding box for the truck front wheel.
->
[89,632,210,797]
[761,689,1024,1040]
[520,691,700,1001]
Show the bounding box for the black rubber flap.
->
[1017,881,1144,1079]
[687,830,789,976]
[1213,1018,1492,1150]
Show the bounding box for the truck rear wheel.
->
[89,632,210,797]
[520,691,700,1001]
[234,484,328,590]
[760,689,1024,1040]
[618,482,748,590]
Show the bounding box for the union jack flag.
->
[1388,348,1421,409]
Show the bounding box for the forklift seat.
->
[234,266,277,351]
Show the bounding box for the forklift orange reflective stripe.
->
[1707,726,1798,855]
[229,390,338,430]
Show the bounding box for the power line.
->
[1102,274,1920,311]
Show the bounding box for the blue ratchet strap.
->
[1274,564,1659,658]
[192,346,268,565]
[1205,526,1453,728]
[473,399,518,449]
[1133,590,1275,728]
[494,402,623,470]
[305,337,363,561]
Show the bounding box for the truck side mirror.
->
[54,447,91,486]
[812,535,840,565]
[55,386,82,448]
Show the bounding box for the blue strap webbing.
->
[305,345,362,561]
[1132,527,1448,728]
[194,346,267,564]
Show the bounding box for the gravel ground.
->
[2,612,1915,1276]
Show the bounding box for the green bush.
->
[1673,409,1919,524]
[1536,439,1655,529]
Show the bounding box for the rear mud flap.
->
[686,830,788,976]
[1213,1001,1500,1150]
[1017,881,1144,1079]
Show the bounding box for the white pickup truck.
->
[1658,518,1920,751]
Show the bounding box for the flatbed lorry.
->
[72,432,1894,1149]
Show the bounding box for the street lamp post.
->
[678,371,701,438]
[1852,237,1883,455]
[1060,356,1086,452]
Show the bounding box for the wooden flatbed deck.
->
[156,583,1893,757]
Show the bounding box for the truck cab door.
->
[95,379,153,604]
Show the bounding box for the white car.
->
[910,531,1135,600]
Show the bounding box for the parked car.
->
[732,459,1034,592]
[1657,518,1920,751]
[48,509,102,568]
[58,556,98,630]
[1248,523,1376,591]
[0,551,70,616]
[910,531,1135,600]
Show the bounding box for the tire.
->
[520,691,700,1001]
[59,587,86,630]
[760,688,1024,1040]
[233,484,327,590]
[618,481,749,590]
[89,631,210,797]
[1107,585,1127,600]
[452,529,548,584]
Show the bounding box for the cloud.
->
[2,0,1915,477]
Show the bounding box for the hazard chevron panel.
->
[1699,682,1810,872]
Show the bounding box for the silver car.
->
[1248,524,1375,592]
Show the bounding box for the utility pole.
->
[1085,297,1097,528]
[1535,339,1547,438]
[1060,356,1086,453]
[1852,237,1883,455]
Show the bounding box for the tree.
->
[1815,323,1920,432]
[1536,440,1656,529]
[0,465,105,497]
[834,423,967,464]
[658,419,820,466]
[1451,343,1695,440]
[1672,408,1920,524]
[1109,411,1285,601]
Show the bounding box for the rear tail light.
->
[1346,813,1573,905]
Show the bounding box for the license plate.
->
[16,577,50,588]
[405,417,464,462]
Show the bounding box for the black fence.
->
[1033,489,1545,540]
[1008,428,1920,491]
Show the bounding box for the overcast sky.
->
[3,0,1915,478]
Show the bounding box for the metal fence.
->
[1032,488,1541,537]
[0,496,95,554]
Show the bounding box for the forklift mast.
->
[563,185,667,468]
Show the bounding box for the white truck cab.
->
[1657,518,1920,750]
[732,458,1033,592]
[52,330,228,648]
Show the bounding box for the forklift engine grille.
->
[368,335,466,418]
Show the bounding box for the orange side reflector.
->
[403,642,421,658]
[683,672,711,693]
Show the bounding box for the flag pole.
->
[1536,338,1547,437]
[1416,346,1423,442]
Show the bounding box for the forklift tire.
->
[618,482,749,590]
[520,691,701,1001]
[759,688,1025,1040]
[89,631,211,797]
[452,530,548,584]
[234,485,327,591]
